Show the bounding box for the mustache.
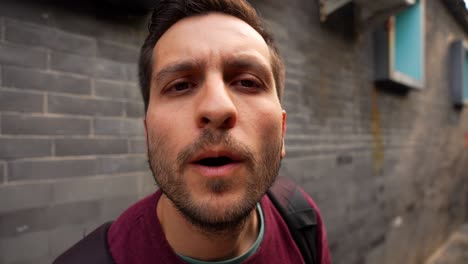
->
[176,129,255,168]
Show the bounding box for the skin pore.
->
[144,13,287,261]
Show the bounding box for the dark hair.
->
[138,0,285,113]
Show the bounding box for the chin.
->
[178,187,259,231]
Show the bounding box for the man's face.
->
[145,13,286,232]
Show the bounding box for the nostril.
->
[197,109,237,129]
[222,116,235,128]
[201,117,210,124]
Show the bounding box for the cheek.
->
[245,107,283,142]
[145,112,189,157]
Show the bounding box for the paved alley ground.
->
[426,224,468,264]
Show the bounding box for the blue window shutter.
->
[373,0,425,90]
[394,0,423,82]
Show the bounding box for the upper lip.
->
[190,148,243,164]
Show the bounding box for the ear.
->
[281,110,287,158]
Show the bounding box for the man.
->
[56,0,331,263]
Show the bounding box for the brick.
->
[0,182,53,213]
[50,52,95,76]
[137,172,157,198]
[52,11,142,45]
[51,8,102,37]
[0,17,4,41]
[94,79,125,99]
[50,202,101,227]
[10,255,52,264]
[2,114,90,136]
[94,118,144,137]
[0,200,100,239]
[0,43,47,69]
[8,158,97,181]
[97,40,139,63]
[41,46,135,84]
[55,138,127,156]
[285,134,322,147]
[3,66,91,95]
[97,155,147,175]
[0,137,52,160]
[0,207,48,238]
[5,19,96,56]
[125,102,145,118]
[125,82,142,101]
[52,174,140,204]
[94,59,128,81]
[124,64,138,82]
[96,24,143,46]
[94,79,141,101]
[99,196,138,220]
[0,230,49,263]
[0,89,43,113]
[129,139,146,153]
[48,94,123,117]
[0,163,4,184]
[281,156,339,184]
[0,1,50,26]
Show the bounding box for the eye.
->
[239,80,258,88]
[232,77,263,92]
[164,80,195,95]
[173,82,192,91]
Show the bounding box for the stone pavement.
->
[425,224,468,264]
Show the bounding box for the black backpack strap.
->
[267,177,318,264]
[53,221,115,264]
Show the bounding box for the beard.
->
[147,129,282,235]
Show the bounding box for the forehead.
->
[153,13,272,71]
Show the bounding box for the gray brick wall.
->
[251,0,468,264]
[0,1,151,263]
[0,0,467,264]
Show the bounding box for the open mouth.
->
[195,156,237,167]
[190,151,243,177]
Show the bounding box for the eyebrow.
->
[153,60,204,85]
[153,55,273,87]
[223,56,272,83]
[223,55,274,86]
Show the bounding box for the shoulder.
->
[267,177,332,264]
[107,191,165,263]
[52,193,161,264]
[108,191,160,240]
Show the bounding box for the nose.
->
[196,75,237,130]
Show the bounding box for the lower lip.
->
[189,162,242,178]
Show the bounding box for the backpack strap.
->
[53,221,115,264]
[267,177,318,264]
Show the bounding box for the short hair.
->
[138,0,285,113]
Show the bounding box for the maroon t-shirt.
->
[108,190,332,264]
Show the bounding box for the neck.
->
[157,194,260,262]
